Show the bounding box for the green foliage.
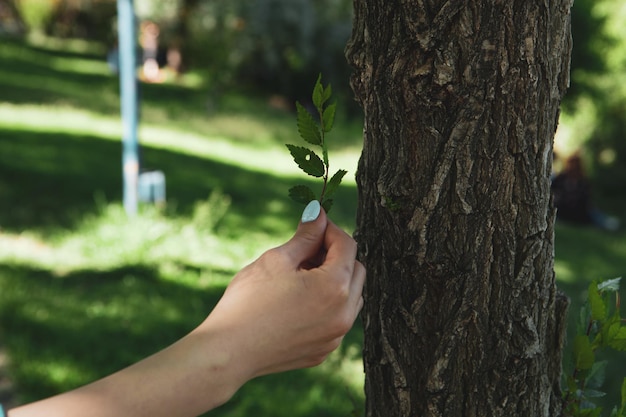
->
[287,75,347,213]
[227,0,356,109]
[563,278,626,417]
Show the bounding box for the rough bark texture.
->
[346,1,573,416]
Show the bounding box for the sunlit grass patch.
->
[0,191,264,274]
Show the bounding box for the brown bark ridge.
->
[346,1,573,416]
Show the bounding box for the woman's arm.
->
[9,326,248,417]
[9,201,365,417]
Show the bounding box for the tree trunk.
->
[346,1,572,416]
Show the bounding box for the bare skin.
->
[8,202,365,417]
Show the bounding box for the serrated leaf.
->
[589,281,607,321]
[598,277,622,292]
[608,326,626,351]
[296,102,322,145]
[288,185,317,204]
[321,198,334,213]
[324,169,347,199]
[574,334,595,370]
[322,102,337,133]
[312,74,324,109]
[601,313,621,346]
[586,360,608,389]
[286,145,325,177]
[322,84,332,104]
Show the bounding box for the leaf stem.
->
[318,106,329,203]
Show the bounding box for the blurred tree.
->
[347,0,572,415]
[162,0,356,111]
[48,0,117,42]
[233,0,357,108]
[236,0,317,100]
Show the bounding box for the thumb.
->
[281,200,328,266]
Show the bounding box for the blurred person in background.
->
[551,151,620,231]
[140,20,163,83]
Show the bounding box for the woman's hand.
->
[200,200,366,379]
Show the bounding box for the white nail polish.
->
[301,200,321,223]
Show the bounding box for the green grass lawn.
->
[0,36,364,416]
[1,36,625,415]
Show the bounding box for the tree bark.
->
[346,1,573,416]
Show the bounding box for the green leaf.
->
[288,185,317,204]
[608,326,626,351]
[321,198,334,213]
[322,83,332,104]
[589,281,607,321]
[312,74,324,109]
[584,408,603,417]
[296,102,322,146]
[286,145,325,178]
[601,313,621,346]
[574,334,595,370]
[586,360,608,389]
[322,101,337,133]
[324,169,347,199]
[584,389,607,398]
[620,377,626,412]
[598,277,622,292]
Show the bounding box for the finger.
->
[280,201,328,266]
[349,260,366,315]
[299,248,327,270]
[319,220,358,276]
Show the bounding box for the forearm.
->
[9,324,248,417]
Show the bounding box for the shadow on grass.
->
[0,37,365,150]
[0,262,225,399]
[0,127,358,237]
[0,39,120,116]
[0,261,365,417]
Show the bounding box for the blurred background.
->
[0,0,625,415]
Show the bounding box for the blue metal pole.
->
[117,0,139,216]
